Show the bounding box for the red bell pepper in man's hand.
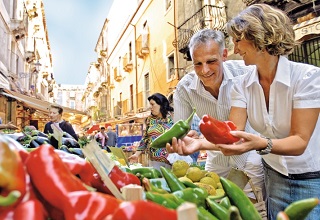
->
[200,115,240,144]
[0,137,27,210]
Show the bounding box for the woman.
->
[128,93,174,170]
[216,4,320,220]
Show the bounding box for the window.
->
[167,52,175,81]
[129,42,132,61]
[144,73,150,107]
[130,84,134,111]
[70,100,75,109]
[288,37,320,67]
[69,91,75,98]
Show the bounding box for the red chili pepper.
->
[63,191,121,220]
[25,144,87,210]
[200,114,240,144]
[55,149,114,194]
[0,137,27,210]
[107,200,178,220]
[108,166,141,191]
[0,198,47,220]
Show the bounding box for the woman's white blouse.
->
[231,56,320,175]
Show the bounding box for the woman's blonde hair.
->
[226,4,297,56]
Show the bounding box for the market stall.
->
[0,126,318,219]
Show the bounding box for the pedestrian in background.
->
[95,127,109,150]
[106,126,117,147]
[128,93,174,170]
[44,104,78,148]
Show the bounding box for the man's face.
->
[191,40,227,88]
[49,107,61,123]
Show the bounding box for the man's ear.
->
[222,48,228,61]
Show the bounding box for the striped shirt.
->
[174,60,256,177]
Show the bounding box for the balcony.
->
[113,67,122,82]
[123,54,133,72]
[136,34,149,58]
[100,50,107,57]
[176,4,227,60]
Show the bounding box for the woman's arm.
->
[217,108,319,156]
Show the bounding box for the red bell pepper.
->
[0,137,27,210]
[63,191,121,220]
[1,135,30,163]
[106,200,178,220]
[25,144,87,210]
[200,114,240,144]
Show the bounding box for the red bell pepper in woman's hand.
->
[63,191,121,220]
[200,115,240,144]
[0,137,27,210]
[107,200,177,220]
[25,145,87,210]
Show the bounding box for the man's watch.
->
[256,137,273,155]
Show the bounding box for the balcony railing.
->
[176,4,227,59]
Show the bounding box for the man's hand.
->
[166,136,201,156]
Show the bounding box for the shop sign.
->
[294,17,320,40]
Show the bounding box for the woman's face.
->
[149,99,161,117]
[232,38,261,65]
[49,107,62,123]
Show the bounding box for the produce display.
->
[0,130,319,220]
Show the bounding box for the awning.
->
[0,90,89,125]
[86,124,100,134]
[293,16,320,40]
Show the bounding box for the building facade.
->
[83,0,320,129]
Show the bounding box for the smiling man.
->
[172,29,264,199]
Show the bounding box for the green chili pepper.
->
[228,206,242,220]
[284,197,319,220]
[220,177,261,220]
[151,108,196,149]
[142,177,169,194]
[197,206,219,220]
[160,166,186,192]
[150,178,171,193]
[172,188,208,207]
[219,196,231,209]
[206,198,228,220]
[145,192,181,210]
[130,167,162,179]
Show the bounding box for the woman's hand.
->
[128,154,139,163]
[216,131,262,155]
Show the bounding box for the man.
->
[44,104,78,148]
[95,127,109,150]
[169,29,264,199]
[106,126,117,147]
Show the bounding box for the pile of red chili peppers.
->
[0,135,177,220]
